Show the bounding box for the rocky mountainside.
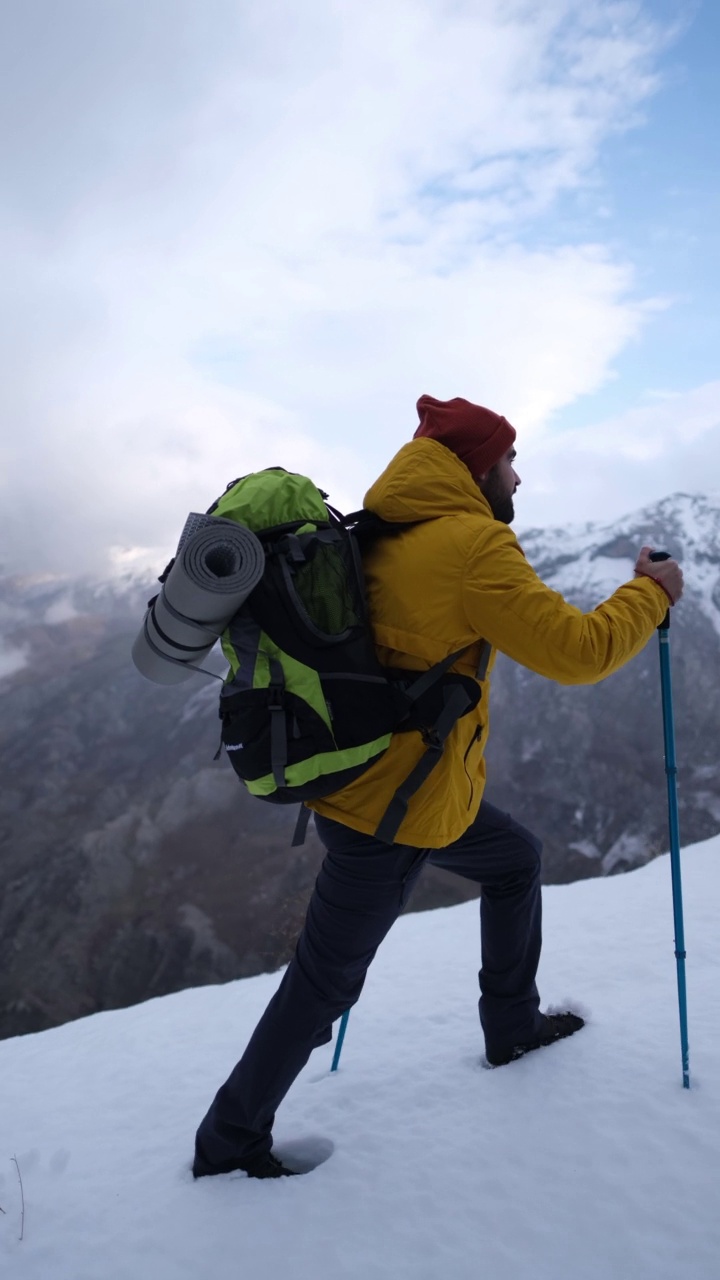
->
[1,492,718,1041]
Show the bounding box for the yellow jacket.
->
[311,438,668,848]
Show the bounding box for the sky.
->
[1,831,719,1278]
[1,0,719,578]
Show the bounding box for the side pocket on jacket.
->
[462,726,483,810]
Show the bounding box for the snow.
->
[552,554,636,601]
[0,640,28,681]
[2,835,720,1280]
[568,838,601,860]
[519,491,720,635]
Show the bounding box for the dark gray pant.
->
[194,800,543,1170]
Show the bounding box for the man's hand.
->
[634,546,684,605]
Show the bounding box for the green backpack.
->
[209,467,485,844]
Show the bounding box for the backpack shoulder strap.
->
[344,508,419,548]
[374,638,492,845]
[373,680,473,844]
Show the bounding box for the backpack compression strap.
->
[268,657,289,788]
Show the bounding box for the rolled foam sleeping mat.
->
[131,514,264,685]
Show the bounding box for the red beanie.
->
[414,394,516,477]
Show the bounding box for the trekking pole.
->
[331,1010,350,1072]
[649,551,690,1089]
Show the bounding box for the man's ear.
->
[476,471,489,484]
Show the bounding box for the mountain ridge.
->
[1,490,718,1040]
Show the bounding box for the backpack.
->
[208,467,486,844]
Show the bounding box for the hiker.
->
[193,393,684,1180]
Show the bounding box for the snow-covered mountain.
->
[1,833,718,1280]
[521,492,720,638]
[0,492,718,1042]
[485,491,720,880]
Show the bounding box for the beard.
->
[479,468,515,524]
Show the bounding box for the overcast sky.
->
[1,0,718,578]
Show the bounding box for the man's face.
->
[478,446,521,524]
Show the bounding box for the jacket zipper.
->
[463,726,482,810]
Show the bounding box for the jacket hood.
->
[364,437,492,523]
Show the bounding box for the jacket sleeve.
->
[461,522,668,685]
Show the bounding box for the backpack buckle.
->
[268,684,284,711]
[420,727,443,754]
[284,534,306,564]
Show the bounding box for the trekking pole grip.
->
[649,550,671,630]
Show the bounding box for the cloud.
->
[0,0,679,575]
[517,380,720,530]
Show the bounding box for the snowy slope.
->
[1,834,719,1280]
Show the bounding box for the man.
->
[193,394,683,1180]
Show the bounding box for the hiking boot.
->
[486,1011,585,1067]
[193,1148,298,1180]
